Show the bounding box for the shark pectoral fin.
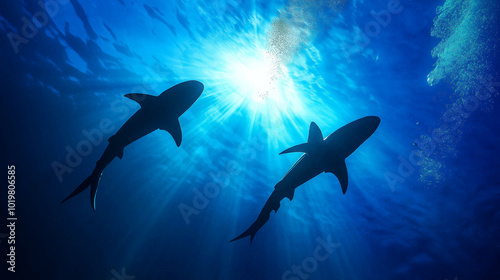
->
[124,93,156,107]
[160,119,182,147]
[308,122,323,143]
[279,143,310,155]
[328,161,349,194]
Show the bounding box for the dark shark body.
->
[231,116,380,243]
[61,80,204,211]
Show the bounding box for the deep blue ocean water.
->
[1,0,499,279]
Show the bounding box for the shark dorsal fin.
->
[279,122,324,155]
[327,161,348,194]
[124,93,156,107]
[308,122,323,143]
[159,118,182,147]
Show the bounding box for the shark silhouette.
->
[61,80,204,211]
[231,116,380,243]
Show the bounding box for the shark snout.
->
[366,116,381,127]
[369,116,380,126]
[187,80,204,99]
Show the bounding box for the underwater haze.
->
[1,0,499,279]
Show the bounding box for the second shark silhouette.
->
[231,116,381,243]
[61,80,204,211]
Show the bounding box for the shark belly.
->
[109,109,158,149]
[275,154,323,200]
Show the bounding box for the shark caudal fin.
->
[61,170,102,212]
[280,122,323,155]
[231,190,283,243]
[230,225,259,243]
[229,218,270,244]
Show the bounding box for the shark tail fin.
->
[280,122,324,155]
[230,224,259,244]
[89,172,102,212]
[60,170,102,212]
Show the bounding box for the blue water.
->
[1,0,499,279]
